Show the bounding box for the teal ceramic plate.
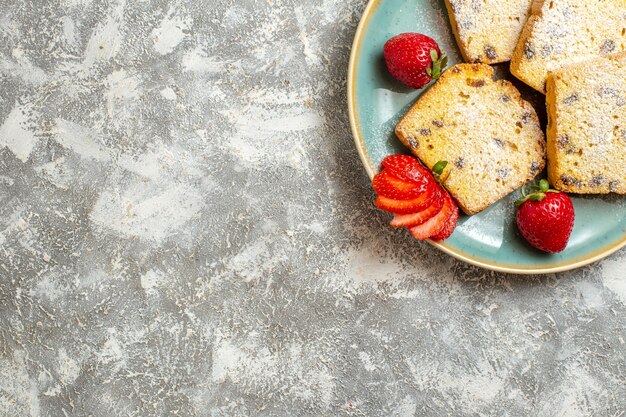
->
[348,0,626,274]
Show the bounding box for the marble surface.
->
[0,0,625,415]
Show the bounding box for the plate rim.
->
[347,0,626,275]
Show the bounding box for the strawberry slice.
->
[390,189,444,227]
[375,182,436,214]
[431,196,459,241]
[408,195,455,240]
[373,170,429,199]
[381,154,434,185]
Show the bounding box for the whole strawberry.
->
[384,33,448,89]
[515,180,575,253]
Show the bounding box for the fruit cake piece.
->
[395,63,546,215]
[444,0,534,64]
[546,52,626,194]
[511,0,626,93]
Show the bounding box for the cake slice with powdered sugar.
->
[444,0,534,64]
[395,64,546,215]
[511,0,626,93]
[547,52,626,194]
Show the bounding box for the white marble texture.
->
[0,0,624,416]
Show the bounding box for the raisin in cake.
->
[546,52,626,194]
[395,64,546,215]
[444,0,534,64]
[511,0,626,93]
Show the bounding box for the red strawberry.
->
[373,170,429,199]
[372,154,461,241]
[375,184,437,214]
[384,33,448,89]
[515,180,575,253]
[390,188,444,227]
[381,154,434,185]
[431,195,459,241]
[408,195,455,240]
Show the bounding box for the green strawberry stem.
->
[515,179,558,206]
[432,160,450,184]
[426,49,448,80]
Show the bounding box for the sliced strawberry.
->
[390,189,444,227]
[381,154,434,185]
[408,195,455,240]
[375,183,437,214]
[373,170,430,199]
[431,196,459,241]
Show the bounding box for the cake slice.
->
[395,64,546,215]
[444,0,534,64]
[546,52,626,194]
[511,0,626,93]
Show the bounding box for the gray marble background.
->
[0,0,625,416]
